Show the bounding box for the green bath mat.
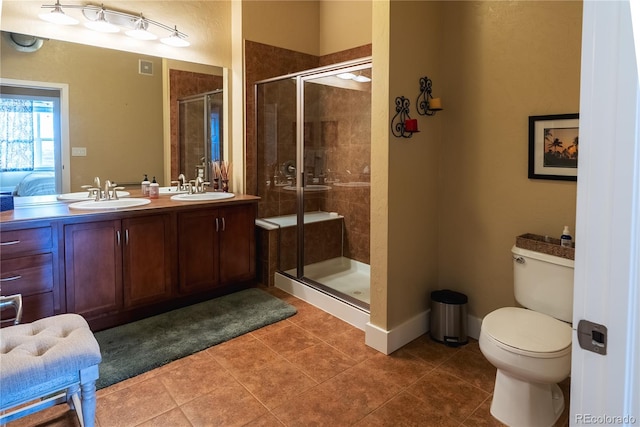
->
[94,288,297,389]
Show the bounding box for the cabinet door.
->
[178,209,219,293]
[64,220,123,319]
[123,215,173,308]
[219,204,256,284]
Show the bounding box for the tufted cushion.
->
[0,313,102,407]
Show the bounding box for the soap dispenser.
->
[560,226,573,248]
[141,174,150,196]
[149,176,159,199]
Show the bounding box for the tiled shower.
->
[255,59,372,311]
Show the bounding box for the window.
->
[0,84,63,194]
[0,97,56,171]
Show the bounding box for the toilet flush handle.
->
[512,255,525,264]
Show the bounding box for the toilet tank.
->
[512,245,574,322]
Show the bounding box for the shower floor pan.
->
[285,257,371,305]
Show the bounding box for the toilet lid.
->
[482,307,572,354]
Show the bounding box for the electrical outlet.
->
[72,147,87,156]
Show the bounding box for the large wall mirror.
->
[0,32,223,196]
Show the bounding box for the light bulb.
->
[337,72,356,80]
[160,27,190,47]
[125,18,157,40]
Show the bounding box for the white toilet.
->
[479,245,574,427]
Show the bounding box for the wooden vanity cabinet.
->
[178,203,256,294]
[64,213,173,323]
[64,220,123,320]
[122,215,173,308]
[0,225,57,323]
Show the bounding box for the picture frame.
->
[528,113,579,181]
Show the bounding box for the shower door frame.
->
[178,89,224,182]
[296,60,372,311]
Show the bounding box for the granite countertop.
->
[0,189,260,225]
[516,233,575,260]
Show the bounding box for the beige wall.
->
[1,37,164,190]
[370,0,444,330]
[243,0,371,57]
[437,1,582,318]
[372,1,581,331]
[319,1,372,56]
[243,1,320,55]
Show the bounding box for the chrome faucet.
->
[81,185,100,199]
[103,180,122,200]
[171,173,189,192]
[189,176,210,194]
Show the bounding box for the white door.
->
[571,1,640,424]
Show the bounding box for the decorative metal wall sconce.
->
[391,96,419,138]
[416,77,443,116]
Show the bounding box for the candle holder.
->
[416,76,443,116]
[391,96,419,138]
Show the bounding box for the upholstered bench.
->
[0,313,102,426]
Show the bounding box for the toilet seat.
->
[482,307,572,358]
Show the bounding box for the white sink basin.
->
[58,191,130,201]
[283,184,331,192]
[68,198,151,210]
[170,192,235,202]
[158,186,188,195]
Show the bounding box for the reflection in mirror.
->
[168,68,223,182]
[178,90,223,183]
[0,32,223,196]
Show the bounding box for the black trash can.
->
[430,289,468,347]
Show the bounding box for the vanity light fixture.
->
[416,76,443,116]
[391,96,419,138]
[125,16,157,41]
[160,26,190,47]
[38,0,79,25]
[38,3,190,47]
[84,7,119,33]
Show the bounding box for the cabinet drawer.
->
[0,292,54,325]
[0,253,54,295]
[0,227,52,256]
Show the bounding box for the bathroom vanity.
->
[0,193,258,330]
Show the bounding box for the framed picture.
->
[528,113,579,181]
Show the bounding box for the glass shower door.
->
[298,65,372,309]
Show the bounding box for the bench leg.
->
[79,381,96,427]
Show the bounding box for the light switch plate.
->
[72,147,87,156]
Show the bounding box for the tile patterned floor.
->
[10,287,570,427]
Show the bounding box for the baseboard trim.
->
[274,272,483,355]
[366,311,483,355]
